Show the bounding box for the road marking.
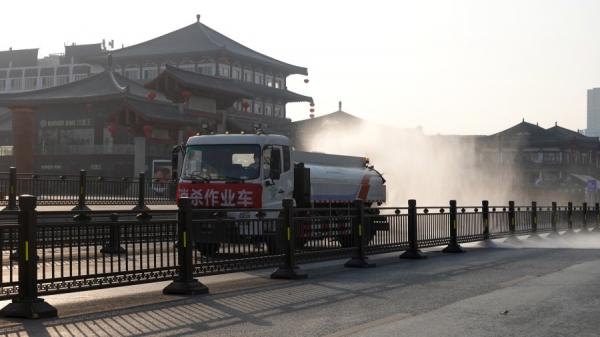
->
[325,312,413,337]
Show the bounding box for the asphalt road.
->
[0,235,600,337]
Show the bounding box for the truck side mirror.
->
[171,145,181,181]
[270,149,282,180]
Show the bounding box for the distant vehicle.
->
[172,133,388,255]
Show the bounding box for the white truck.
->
[172,133,388,254]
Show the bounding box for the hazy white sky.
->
[2,0,599,135]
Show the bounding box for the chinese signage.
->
[177,183,262,208]
[39,119,91,128]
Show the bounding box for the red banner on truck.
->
[176,183,262,208]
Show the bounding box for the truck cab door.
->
[262,145,292,209]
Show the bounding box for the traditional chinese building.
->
[0,16,311,176]
[476,120,600,202]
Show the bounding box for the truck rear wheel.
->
[336,230,376,248]
[196,242,221,257]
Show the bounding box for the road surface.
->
[0,236,599,336]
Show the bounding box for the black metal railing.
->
[0,195,596,319]
[0,167,176,208]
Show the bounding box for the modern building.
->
[586,88,600,137]
[0,17,311,176]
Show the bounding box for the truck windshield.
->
[181,144,261,181]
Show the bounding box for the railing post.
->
[72,169,90,211]
[593,202,600,231]
[132,172,150,212]
[479,200,496,247]
[505,201,520,244]
[163,197,208,295]
[2,167,17,211]
[582,202,588,233]
[345,199,375,268]
[565,201,574,235]
[0,195,57,318]
[548,202,559,237]
[400,199,427,259]
[271,199,307,279]
[482,200,490,240]
[528,201,542,240]
[443,200,465,253]
[100,213,126,254]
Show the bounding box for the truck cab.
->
[175,134,294,211]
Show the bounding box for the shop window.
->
[244,70,253,82]
[124,68,139,80]
[219,64,231,77]
[255,73,263,85]
[143,67,158,80]
[41,77,54,88]
[254,102,263,114]
[197,63,215,76]
[232,67,242,80]
[9,78,22,91]
[24,77,37,90]
[56,76,69,86]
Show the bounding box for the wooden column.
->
[11,106,36,173]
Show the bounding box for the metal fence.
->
[0,167,176,208]
[0,196,596,319]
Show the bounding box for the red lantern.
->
[304,79,309,83]
[143,124,153,138]
[310,113,315,119]
[310,108,315,113]
[242,101,250,112]
[181,90,192,101]
[147,91,157,101]
[107,122,117,137]
[310,102,314,107]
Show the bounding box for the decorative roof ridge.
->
[197,22,224,49]
[126,94,179,108]
[108,70,128,94]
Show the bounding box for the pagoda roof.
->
[236,81,313,103]
[488,120,599,148]
[293,110,363,128]
[546,124,595,142]
[100,21,307,75]
[0,48,38,68]
[0,70,194,124]
[148,65,312,103]
[0,71,171,106]
[491,120,548,139]
[148,64,252,98]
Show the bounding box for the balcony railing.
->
[38,144,135,155]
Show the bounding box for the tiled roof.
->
[101,21,307,75]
